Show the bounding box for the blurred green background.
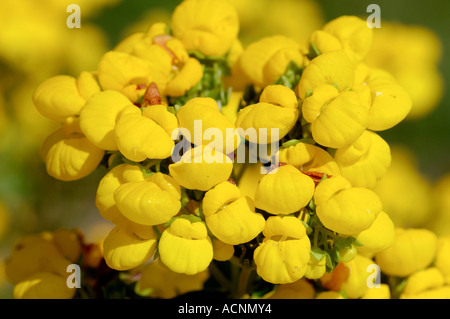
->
[0,0,448,298]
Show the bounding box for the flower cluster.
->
[29,0,446,299]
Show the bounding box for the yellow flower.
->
[358,67,412,131]
[253,216,311,284]
[171,0,239,57]
[361,284,391,299]
[401,267,445,297]
[102,225,157,271]
[239,35,304,88]
[158,218,213,275]
[334,130,391,188]
[301,84,369,148]
[135,259,209,298]
[115,104,177,161]
[96,163,145,223]
[278,142,341,177]
[321,16,373,63]
[114,172,181,226]
[356,211,395,258]
[176,97,240,152]
[235,85,299,144]
[375,228,437,277]
[41,117,104,181]
[79,90,134,151]
[5,232,75,284]
[434,236,450,284]
[263,279,315,299]
[236,162,265,200]
[254,164,315,215]
[96,51,152,102]
[33,75,87,122]
[296,51,354,100]
[202,181,265,245]
[221,91,243,124]
[168,145,233,191]
[13,272,75,299]
[314,175,382,235]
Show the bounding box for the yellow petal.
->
[13,272,75,299]
[254,165,315,215]
[114,177,181,226]
[103,226,157,271]
[80,90,133,150]
[115,105,175,161]
[168,145,233,191]
[171,0,239,56]
[158,218,213,275]
[33,75,85,122]
[356,211,395,257]
[375,228,437,277]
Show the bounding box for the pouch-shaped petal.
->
[114,174,181,226]
[171,0,239,56]
[97,51,152,101]
[96,164,145,224]
[80,90,133,150]
[203,182,265,245]
[356,211,395,257]
[322,16,373,63]
[13,272,75,299]
[254,165,315,215]
[334,130,391,188]
[278,142,341,176]
[33,75,85,122]
[364,68,412,131]
[168,145,233,191]
[375,228,437,277]
[435,236,450,284]
[303,85,368,148]
[254,216,311,284]
[103,226,157,271]
[176,97,239,152]
[296,51,354,100]
[314,176,382,235]
[41,119,104,182]
[158,218,213,275]
[115,105,175,161]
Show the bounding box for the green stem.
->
[209,262,232,292]
[234,265,253,299]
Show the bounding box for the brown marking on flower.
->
[227,178,237,186]
[302,171,330,187]
[143,82,162,106]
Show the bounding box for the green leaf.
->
[310,247,326,262]
[334,237,355,250]
[282,139,301,148]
